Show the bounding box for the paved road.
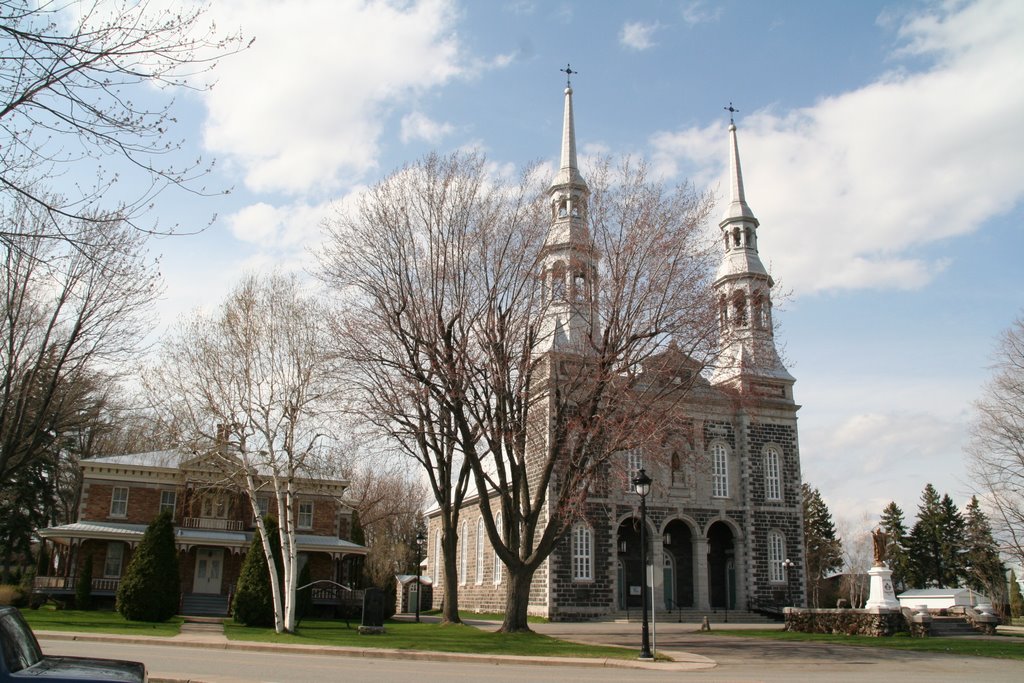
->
[40,625,1023,683]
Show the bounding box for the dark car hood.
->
[21,655,145,681]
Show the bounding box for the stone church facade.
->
[425,84,805,620]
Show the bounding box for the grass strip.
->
[22,607,182,637]
[224,619,638,660]
[705,628,1024,660]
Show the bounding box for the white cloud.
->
[400,111,455,144]
[226,199,333,252]
[650,0,1024,295]
[200,0,464,197]
[680,1,722,26]
[619,21,659,51]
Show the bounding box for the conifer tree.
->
[233,517,282,627]
[879,501,911,591]
[116,511,180,621]
[963,496,1006,604]
[1008,570,1023,619]
[907,484,965,588]
[801,483,843,607]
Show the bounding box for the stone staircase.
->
[180,593,230,617]
[929,615,979,637]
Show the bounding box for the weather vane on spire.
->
[724,102,739,124]
[561,63,576,87]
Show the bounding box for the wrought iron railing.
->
[181,517,245,531]
[33,576,121,593]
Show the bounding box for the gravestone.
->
[359,587,386,634]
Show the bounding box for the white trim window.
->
[571,524,593,581]
[104,542,125,578]
[159,490,176,516]
[711,443,729,498]
[433,531,441,585]
[256,495,270,517]
[109,487,129,518]
[764,447,782,501]
[459,521,468,585]
[475,521,484,584]
[493,513,503,584]
[768,530,786,583]
[298,501,314,529]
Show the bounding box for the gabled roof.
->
[84,450,189,469]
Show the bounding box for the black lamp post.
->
[633,468,653,660]
[415,531,426,622]
[782,558,794,609]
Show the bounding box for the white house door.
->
[193,548,224,594]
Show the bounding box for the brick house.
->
[35,450,367,616]
[425,86,806,620]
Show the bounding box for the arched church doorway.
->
[662,520,694,608]
[616,517,650,610]
[707,521,736,609]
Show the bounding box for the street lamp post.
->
[633,468,653,661]
[415,531,426,623]
[782,558,795,609]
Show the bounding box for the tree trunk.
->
[499,567,535,633]
[440,525,461,624]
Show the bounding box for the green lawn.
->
[224,619,638,660]
[21,607,183,637]
[706,628,1024,660]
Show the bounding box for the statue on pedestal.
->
[871,528,888,567]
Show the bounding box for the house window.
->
[711,443,729,498]
[201,494,228,519]
[104,542,125,578]
[159,490,176,516]
[298,501,314,529]
[475,521,484,584]
[571,524,593,581]
[493,513,503,585]
[768,531,786,583]
[459,521,467,585]
[764,447,782,501]
[256,495,270,517]
[625,449,644,491]
[109,487,129,518]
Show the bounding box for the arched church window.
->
[752,294,765,329]
[573,271,586,300]
[732,293,747,327]
[744,227,752,247]
[732,227,741,247]
[764,446,781,501]
[558,198,568,217]
[711,443,729,498]
[571,523,593,581]
[768,530,786,583]
[719,295,728,328]
[493,512,503,585]
[552,263,567,300]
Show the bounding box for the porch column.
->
[695,536,710,610]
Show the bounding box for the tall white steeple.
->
[538,69,598,355]
[711,115,794,395]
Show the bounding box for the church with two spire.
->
[425,82,805,620]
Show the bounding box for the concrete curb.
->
[36,630,718,676]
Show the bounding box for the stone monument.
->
[864,529,900,612]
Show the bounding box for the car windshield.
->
[0,610,43,673]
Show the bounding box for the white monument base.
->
[864,565,900,612]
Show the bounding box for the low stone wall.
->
[784,608,909,637]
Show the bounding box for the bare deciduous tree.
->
[0,197,159,565]
[0,0,245,245]
[147,272,341,634]
[967,313,1024,570]
[322,151,717,631]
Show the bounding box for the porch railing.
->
[181,517,245,531]
[33,576,121,593]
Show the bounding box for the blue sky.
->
[119,0,1023,533]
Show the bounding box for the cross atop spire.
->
[724,102,739,125]
[561,63,576,87]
